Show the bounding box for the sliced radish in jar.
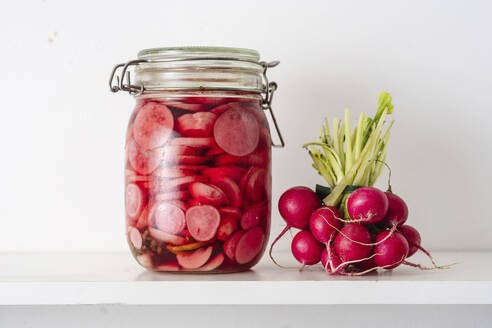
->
[155,190,190,201]
[149,202,186,235]
[164,145,203,156]
[136,253,152,268]
[136,206,149,231]
[149,227,187,245]
[201,166,246,183]
[245,168,267,203]
[205,145,225,156]
[240,206,267,230]
[187,198,204,207]
[210,176,242,208]
[176,112,217,137]
[190,253,225,272]
[170,137,215,148]
[163,100,209,112]
[209,102,242,115]
[176,246,213,269]
[128,226,142,249]
[166,199,188,212]
[189,182,228,207]
[127,138,163,175]
[213,107,260,156]
[235,227,264,264]
[219,207,242,219]
[185,205,221,241]
[153,167,194,178]
[161,175,208,191]
[155,262,181,271]
[216,216,239,241]
[125,183,144,219]
[163,154,212,165]
[224,230,244,262]
[133,102,174,150]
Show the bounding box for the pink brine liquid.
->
[124,94,272,272]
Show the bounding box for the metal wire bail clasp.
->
[260,61,285,148]
[109,60,147,95]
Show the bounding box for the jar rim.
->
[137,46,260,62]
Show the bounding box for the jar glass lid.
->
[137,46,260,62]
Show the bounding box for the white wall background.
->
[0,0,491,252]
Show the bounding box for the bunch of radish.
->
[124,95,272,272]
[270,92,452,274]
[271,185,445,275]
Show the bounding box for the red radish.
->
[185,205,221,241]
[373,231,409,269]
[133,102,174,150]
[309,206,343,244]
[128,226,142,249]
[176,112,217,137]
[125,183,144,219]
[216,216,239,241]
[136,253,152,268]
[219,207,242,219]
[380,192,409,228]
[189,182,228,207]
[170,137,215,148]
[321,244,346,274]
[398,225,421,258]
[155,262,181,271]
[163,100,209,112]
[201,166,246,182]
[245,168,266,203]
[358,257,377,271]
[166,199,188,212]
[176,246,213,269]
[278,186,320,229]
[155,190,190,201]
[224,230,244,262]
[135,206,149,231]
[149,226,187,245]
[240,206,267,230]
[270,186,321,267]
[127,138,162,175]
[334,223,372,262]
[210,176,242,208]
[149,202,186,235]
[235,227,265,264]
[347,187,389,224]
[190,253,225,271]
[291,230,323,266]
[214,106,260,156]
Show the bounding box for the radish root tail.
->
[268,225,299,270]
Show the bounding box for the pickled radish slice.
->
[213,154,243,166]
[235,227,264,264]
[201,166,246,182]
[167,199,188,212]
[205,145,225,156]
[177,112,217,137]
[133,102,174,150]
[240,206,267,230]
[150,202,186,234]
[136,206,149,231]
[190,253,225,271]
[185,205,221,241]
[187,198,204,207]
[163,100,209,112]
[214,107,260,156]
[155,190,190,201]
[125,183,144,219]
[210,176,242,208]
[213,149,269,167]
[189,182,228,207]
[153,167,194,178]
[170,137,215,148]
[128,226,142,249]
[216,216,239,241]
[155,262,181,271]
[164,145,203,156]
[209,102,241,115]
[161,175,207,191]
[167,240,214,253]
[224,230,244,262]
[164,155,212,165]
[176,246,213,269]
[136,253,152,267]
[246,168,267,203]
[127,139,162,175]
[219,207,242,219]
[149,227,187,245]
[240,167,255,192]
[126,174,152,183]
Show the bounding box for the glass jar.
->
[109,47,283,273]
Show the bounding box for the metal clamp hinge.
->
[260,61,285,148]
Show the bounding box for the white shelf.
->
[0,251,490,305]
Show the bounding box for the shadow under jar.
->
[109,47,283,273]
